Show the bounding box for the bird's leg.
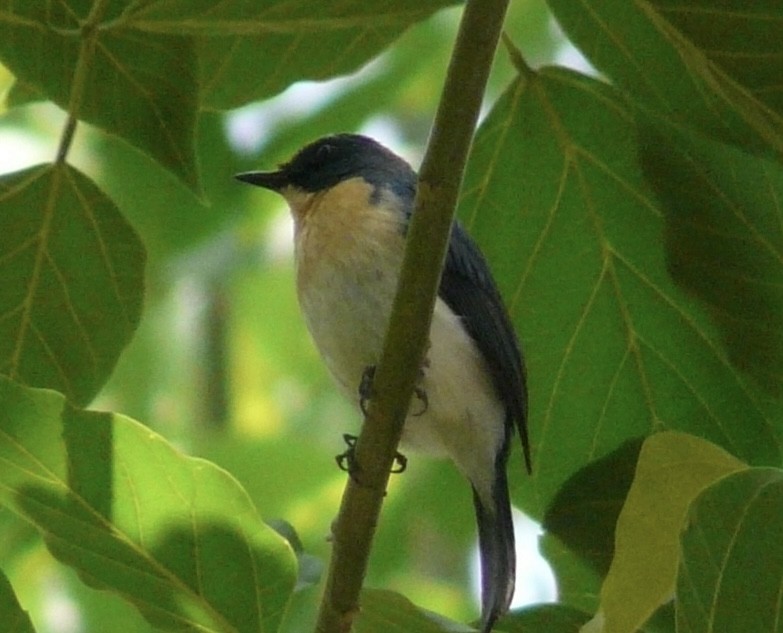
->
[352,365,409,474]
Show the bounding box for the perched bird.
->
[236,134,530,632]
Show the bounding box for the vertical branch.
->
[55,0,110,163]
[314,0,510,631]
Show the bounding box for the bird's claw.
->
[390,451,408,473]
[335,433,360,478]
[411,385,428,416]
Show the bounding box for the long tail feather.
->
[472,463,515,632]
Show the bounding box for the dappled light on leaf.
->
[0,377,297,633]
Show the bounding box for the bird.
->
[236,133,530,632]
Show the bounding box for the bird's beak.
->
[235,170,288,191]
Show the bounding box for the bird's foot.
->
[335,433,360,478]
[359,362,429,417]
[335,433,408,477]
[359,366,376,417]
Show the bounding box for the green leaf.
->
[539,532,602,613]
[120,0,460,110]
[354,589,476,633]
[92,111,246,262]
[497,603,591,633]
[0,163,145,406]
[5,78,44,109]
[639,122,783,393]
[677,467,783,633]
[0,1,457,185]
[0,570,35,633]
[458,67,782,517]
[543,439,643,576]
[0,2,200,191]
[0,377,297,633]
[640,603,675,633]
[594,432,746,633]
[546,0,783,154]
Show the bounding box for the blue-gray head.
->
[236,134,416,202]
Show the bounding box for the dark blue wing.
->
[438,222,530,470]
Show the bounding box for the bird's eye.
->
[315,144,334,163]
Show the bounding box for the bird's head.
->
[236,134,416,221]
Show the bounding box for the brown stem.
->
[313,0,511,630]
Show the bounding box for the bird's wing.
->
[438,222,530,470]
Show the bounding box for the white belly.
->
[293,183,505,501]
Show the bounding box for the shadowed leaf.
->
[120,0,460,110]
[0,164,145,406]
[639,122,783,392]
[543,439,643,576]
[497,603,591,633]
[677,467,783,633]
[0,3,200,191]
[0,570,35,633]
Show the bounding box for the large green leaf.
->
[458,67,782,515]
[0,163,145,406]
[0,2,200,191]
[119,0,460,110]
[546,0,783,155]
[592,432,745,633]
[0,570,35,633]
[0,377,297,633]
[639,121,783,393]
[677,467,783,633]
